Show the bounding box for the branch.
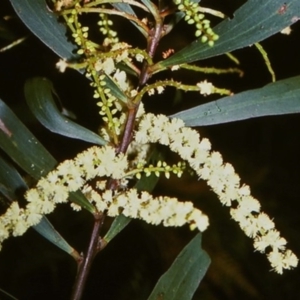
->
[71,213,105,300]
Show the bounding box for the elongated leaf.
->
[171,75,300,126]
[24,77,106,145]
[104,214,131,244]
[148,233,210,300]
[141,0,158,18]
[105,74,128,103]
[0,155,27,201]
[0,155,80,259]
[158,0,300,68]
[0,98,56,179]
[9,0,78,60]
[34,216,81,259]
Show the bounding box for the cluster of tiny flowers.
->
[82,187,208,231]
[196,80,214,96]
[0,146,128,249]
[148,85,165,96]
[134,113,298,273]
[173,0,219,45]
[0,137,209,250]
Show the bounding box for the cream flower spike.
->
[86,188,209,232]
[0,145,127,250]
[134,113,298,274]
[0,142,208,251]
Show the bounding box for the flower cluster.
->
[134,113,298,273]
[196,80,214,96]
[82,186,208,231]
[0,146,127,250]
[0,140,208,250]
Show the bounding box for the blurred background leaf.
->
[0,18,17,41]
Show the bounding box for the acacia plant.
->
[1,0,300,299]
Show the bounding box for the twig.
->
[71,213,105,300]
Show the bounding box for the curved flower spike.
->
[134,113,298,273]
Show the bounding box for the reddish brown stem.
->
[71,213,105,300]
[139,23,164,86]
[117,106,139,154]
[70,14,164,300]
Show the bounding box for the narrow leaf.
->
[0,155,27,201]
[24,77,106,145]
[170,75,300,126]
[0,155,80,259]
[0,98,56,179]
[103,214,131,244]
[147,233,210,300]
[141,0,158,18]
[158,0,300,68]
[33,216,81,260]
[105,74,128,103]
[9,0,78,60]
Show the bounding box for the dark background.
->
[1,0,300,299]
